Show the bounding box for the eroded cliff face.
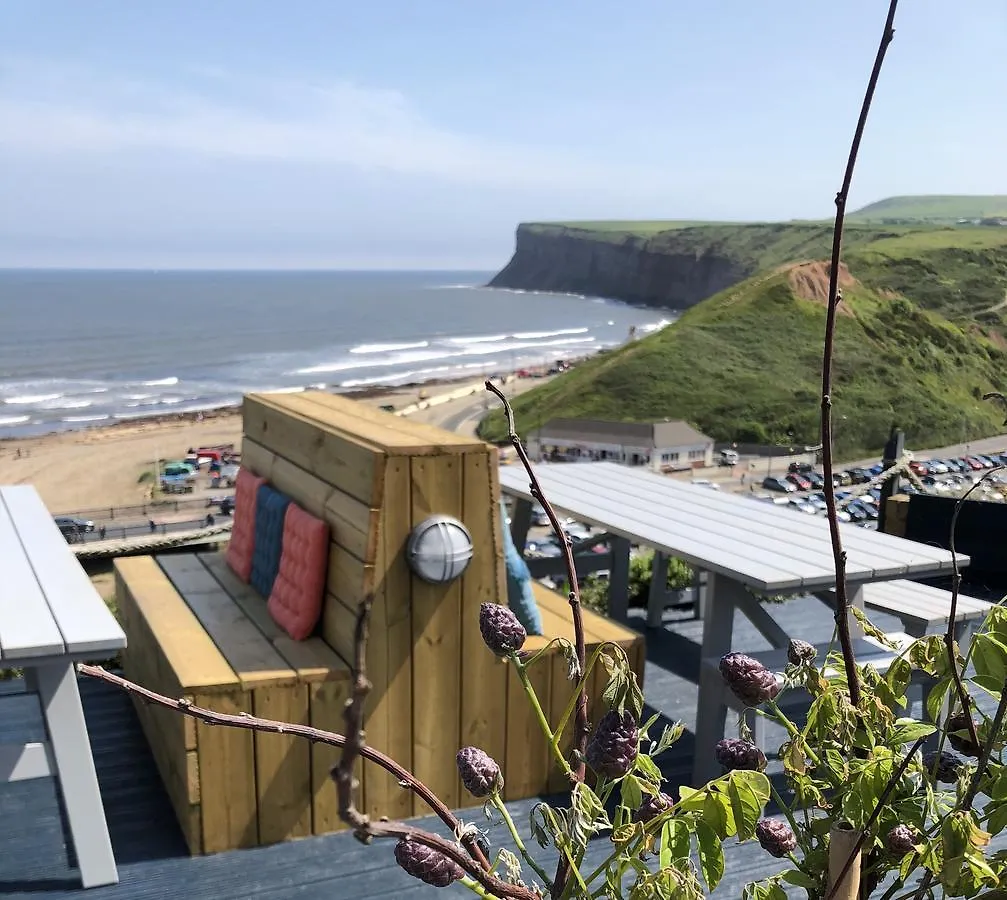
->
[488,224,756,309]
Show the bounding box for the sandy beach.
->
[0,381,481,513]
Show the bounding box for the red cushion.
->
[226,468,266,583]
[268,503,330,640]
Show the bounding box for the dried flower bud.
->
[886,824,919,855]
[923,749,964,784]
[634,792,674,823]
[479,603,526,656]
[585,710,639,778]
[394,837,464,888]
[755,818,797,858]
[719,652,780,707]
[714,738,767,773]
[787,639,817,666]
[456,746,502,798]
[946,711,981,758]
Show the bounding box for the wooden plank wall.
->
[240,392,505,818]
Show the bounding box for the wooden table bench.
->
[856,579,991,642]
[116,391,646,854]
[0,485,126,889]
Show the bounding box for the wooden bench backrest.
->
[240,390,507,818]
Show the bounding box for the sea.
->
[0,270,672,439]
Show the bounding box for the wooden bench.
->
[858,579,991,642]
[116,391,647,854]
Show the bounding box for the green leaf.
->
[972,632,1007,684]
[885,655,913,698]
[702,790,731,841]
[781,869,819,890]
[890,718,937,745]
[634,751,663,786]
[695,820,725,892]
[620,773,643,812]
[729,769,772,805]
[571,782,611,838]
[899,850,918,882]
[970,674,1004,702]
[926,676,953,723]
[728,778,762,842]
[852,606,902,650]
[660,817,691,865]
[653,721,685,757]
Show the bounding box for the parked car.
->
[804,471,825,489]
[909,460,930,477]
[834,471,854,486]
[788,462,814,474]
[927,460,949,475]
[785,473,811,491]
[763,476,795,493]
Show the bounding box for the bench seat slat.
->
[0,497,64,659]
[857,579,991,627]
[1,486,125,656]
[156,555,297,690]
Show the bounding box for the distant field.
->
[849,194,1007,222]
[541,220,732,236]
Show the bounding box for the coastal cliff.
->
[488,223,754,309]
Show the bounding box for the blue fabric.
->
[250,484,291,597]
[501,499,543,635]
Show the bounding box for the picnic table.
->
[499,462,968,784]
[0,485,125,888]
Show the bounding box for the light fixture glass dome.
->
[406,515,474,584]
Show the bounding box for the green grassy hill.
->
[479,231,1007,456]
[848,195,1007,223]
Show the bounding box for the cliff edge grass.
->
[478,236,1007,458]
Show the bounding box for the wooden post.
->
[828,821,862,900]
[877,426,904,534]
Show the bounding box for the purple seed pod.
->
[923,750,964,784]
[755,818,798,858]
[946,712,981,758]
[714,738,768,773]
[886,824,919,855]
[720,652,781,707]
[456,746,502,798]
[787,639,817,666]
[585,710,640,778]
[634,792,674,823]
[394,837,465,888]
[479,602,527,656]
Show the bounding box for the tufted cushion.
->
[250,484,292,598]
[268,504,330,640]
[225,468,266,583]
[501,498,543,635]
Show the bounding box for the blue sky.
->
[1,1,1004,269]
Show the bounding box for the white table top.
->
[0,486,126,662]
[499,462,967,593]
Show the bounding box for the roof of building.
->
[536,417,713,450]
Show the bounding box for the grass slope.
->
[479,257,1007,458]
[849,195,1007,222]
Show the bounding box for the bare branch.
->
[819,0,898,709]
[484,380,588,899]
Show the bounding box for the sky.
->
[1,1,1005,270]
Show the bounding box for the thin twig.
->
[76,665,527,893]
[485,379,588,900]
[963,674,1007,810]
[825,737,926,900]
[943,468,1002,754]
[819,0,898,709]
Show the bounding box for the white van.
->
[719,449,740,466]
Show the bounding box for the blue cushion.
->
[250,484,291,597]
[501,499,543,635]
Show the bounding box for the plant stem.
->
[491,794,553,890]
[766,701,821,766]
[512,653,573,777]
[459,876,498,899]
[819,0,898,711]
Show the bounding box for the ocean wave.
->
[143,376,179,387]
[512,327,590,340]
[350,341,429,355]
[0,414,30,426]
[425,283,477,290]
[4,392,63,405]
[36,397,93,411]
[340,366,454,388]
[62,414,110,423]
[639,319,672,333]
[295,348,464,376]
[257,386,306,395]
[445,334,509,345]
[123,393,155,401]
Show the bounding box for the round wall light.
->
[406,515,474,584]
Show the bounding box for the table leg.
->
[646,552,668,628]
[607,536,631,623]
[693,573,741,786]
[33,661,118,889]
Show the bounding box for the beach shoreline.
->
[0,371,526,514]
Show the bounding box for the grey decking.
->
[0,597,994,899]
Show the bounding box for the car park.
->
[762,476,795,493]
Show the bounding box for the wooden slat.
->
[410,454,463,810]
[274,391,454,455]
[195,690,258,853]
[459,449,508,804]
[299,391,487,452]
[156,555,297,690]
[1,485,125,656]
[0,496,64,659]
[252,684,312,844]
[363,456,413,820]
[504,653,552,801]
[242,395,384,506]
[241,438,380,564]
[320,590,358,668]
[326,542,376,611]
[199,554,349,683]
[114,557,238,694]
[308,679,350,835]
